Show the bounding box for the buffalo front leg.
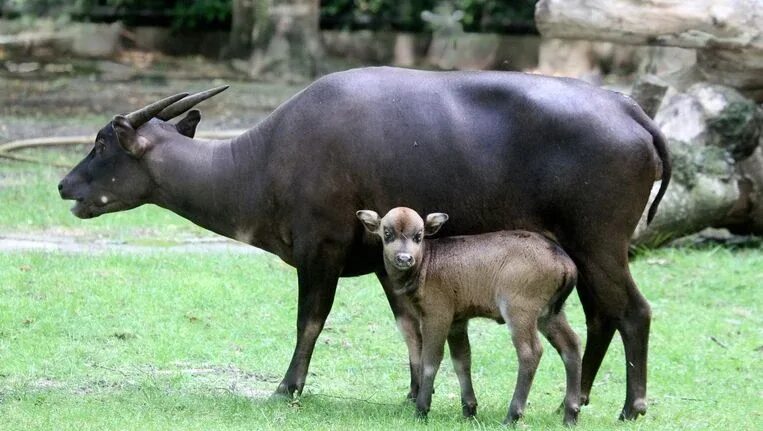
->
[447,320,478,418]
[275,254,342,397]
[377,271,422,401]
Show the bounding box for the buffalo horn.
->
[156,85,230,121]
[125,92,189,128]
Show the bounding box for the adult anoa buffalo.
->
[59,67,670,420]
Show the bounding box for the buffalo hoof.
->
[462,402,477,418]
[272,381,301,399]
[580,393,590,406]
[414,408,429,422]
[563,405,580,427]
[503,410,523,426]
[406,390,418,403]
[619,398,647,420]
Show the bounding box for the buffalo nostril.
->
[58,182,64,191]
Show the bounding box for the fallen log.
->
[0,130,248,166]
[535,0,763,51]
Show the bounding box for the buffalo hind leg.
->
[377,271,422,401]
[576,277,616,407]
[275,248,342,397]
[577,259,650,420]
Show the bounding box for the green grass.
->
[0,148,212,240]
[2,149,762,428]
[1,248,761,430]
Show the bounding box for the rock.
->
[668,227,761,248]
[70,22,122,58]
[630,75,669,118]
[634,83,763,245]
[725,146,763,234]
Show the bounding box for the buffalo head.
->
[58,86,228,218]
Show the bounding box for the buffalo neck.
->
[146,133,254,239]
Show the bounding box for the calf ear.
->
[175,109,201,138]
[356,210,381,234]
[113,115,149,158]
[424,213,449,236]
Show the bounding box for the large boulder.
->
[634,83,762,244]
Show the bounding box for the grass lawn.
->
[1,248,761,430]
[1,150,762,429]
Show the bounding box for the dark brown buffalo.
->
[58,67,670,420]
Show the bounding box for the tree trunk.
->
[249,0,324,82]
[227,0,255,58]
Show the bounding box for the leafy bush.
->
[1,0,538,33]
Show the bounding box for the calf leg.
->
[504,311,543,424]
[416,313,452,419]
[539,311,582,426]
[447,320,477,417]
[275,247,343,397]
[377,271,422,401]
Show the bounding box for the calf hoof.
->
[619,398,647,421]
[462,402,477,418]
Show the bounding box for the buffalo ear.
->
[113,115,149,158]
[175,109,201,138]
[356,210,381,234]
[424,212,449,236]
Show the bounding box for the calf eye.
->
[383,229,394,242]
[413,232,422,243]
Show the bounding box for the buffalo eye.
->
[95,140,106,154]
[413,232,423,243]
[383,229,394,243]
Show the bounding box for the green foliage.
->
[320,0,538,32]
[1,0,231,30]
[170,0,230,31]
[3,0,538,33]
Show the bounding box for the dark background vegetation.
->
[0,0,537,33]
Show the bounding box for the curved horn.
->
[156,85,230,121]
[125,92,188,128]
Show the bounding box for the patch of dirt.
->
[0,231,261,254]
[0,58,305,142]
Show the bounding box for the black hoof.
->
[462,402,477,418]
[619,398,647,421]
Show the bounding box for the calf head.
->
[356,207,448,271]
[58,86,227,218]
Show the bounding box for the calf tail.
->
[550,262,578,315]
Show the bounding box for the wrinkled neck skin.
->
[144,129,258,241]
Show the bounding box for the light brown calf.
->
[357,207,582,425]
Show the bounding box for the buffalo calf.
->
[357,207,582,425]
